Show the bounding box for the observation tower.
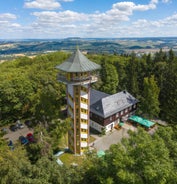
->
[56,49,100,155]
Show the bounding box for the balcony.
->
[57,74,99,85]
[81,123,88,129]
[81,103,88,109]
[81,142,88,147]
[81,133,88,139]
[81,113,88,120]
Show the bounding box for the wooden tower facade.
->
[56,49,100,154]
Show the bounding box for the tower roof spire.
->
[56,49,101,73]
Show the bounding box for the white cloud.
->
[97,0,158,25]
[23,1,162,38]
[32,10,88,24]
[162,0,171,3]
[129,12,177,37]
[112,1,157,12]
[60,0,74,2]
[133,13,177,28]
[0,13,17,20]
[1,1,177,38]
[0,13,23,38]
[162,13,177,25]
[0,13,18,28]
[0,25,22,38]
[151,0,158,4]
[24,0,61,10]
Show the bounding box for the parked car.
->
[1,128,9,134]
[8,140,14,150]
[24,120,33,127]
[10,124,18,132]
[8,140,13,147]
[19,136,29,145]
[16,120,25,129]
[17,123,25,129]
[26,133,35,143]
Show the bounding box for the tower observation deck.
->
[56,49,100,155]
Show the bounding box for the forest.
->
[0,49,177,183]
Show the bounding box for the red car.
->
[26,133,35,143]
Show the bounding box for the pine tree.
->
[100,58,119,94]
[141,75,160,118]
[126,52,139,96]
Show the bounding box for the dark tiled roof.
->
[90,90,138,118]
[56,49,101,72]
[90,89,109,105]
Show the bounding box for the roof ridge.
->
[77,49,84,71]
[56,48,101,72]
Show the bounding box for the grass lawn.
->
[59,135,96,166]
[59,153,84,166]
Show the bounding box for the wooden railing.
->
[57,74,99,84]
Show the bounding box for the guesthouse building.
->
[90,89,138,133]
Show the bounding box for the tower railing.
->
[57,73,99,84]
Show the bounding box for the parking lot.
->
[91,123,137,151]
[3,126,33,142]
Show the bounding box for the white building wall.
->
[80,93,88,99]
[81,133,88,138]
[80,84,89,98]
[80,103,88,109]
[81,123,88,129]
[105,122,115,132]
[81,142,87,147]
[81,113,88,119]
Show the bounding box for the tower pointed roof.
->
[56,49,101,72]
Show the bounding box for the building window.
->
[81,129,87,133]
[116,113,119,118]
[81,138,87,142]
[120,111,123,115]
[81,118,87,123]
[125,109,128,113]
[81,108,87,114]
[81,97,88,104]
[110,116,112,121]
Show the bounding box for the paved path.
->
[91,124,137,151]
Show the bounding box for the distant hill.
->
[0,37,177,59]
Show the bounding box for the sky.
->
[0,0,177,39]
